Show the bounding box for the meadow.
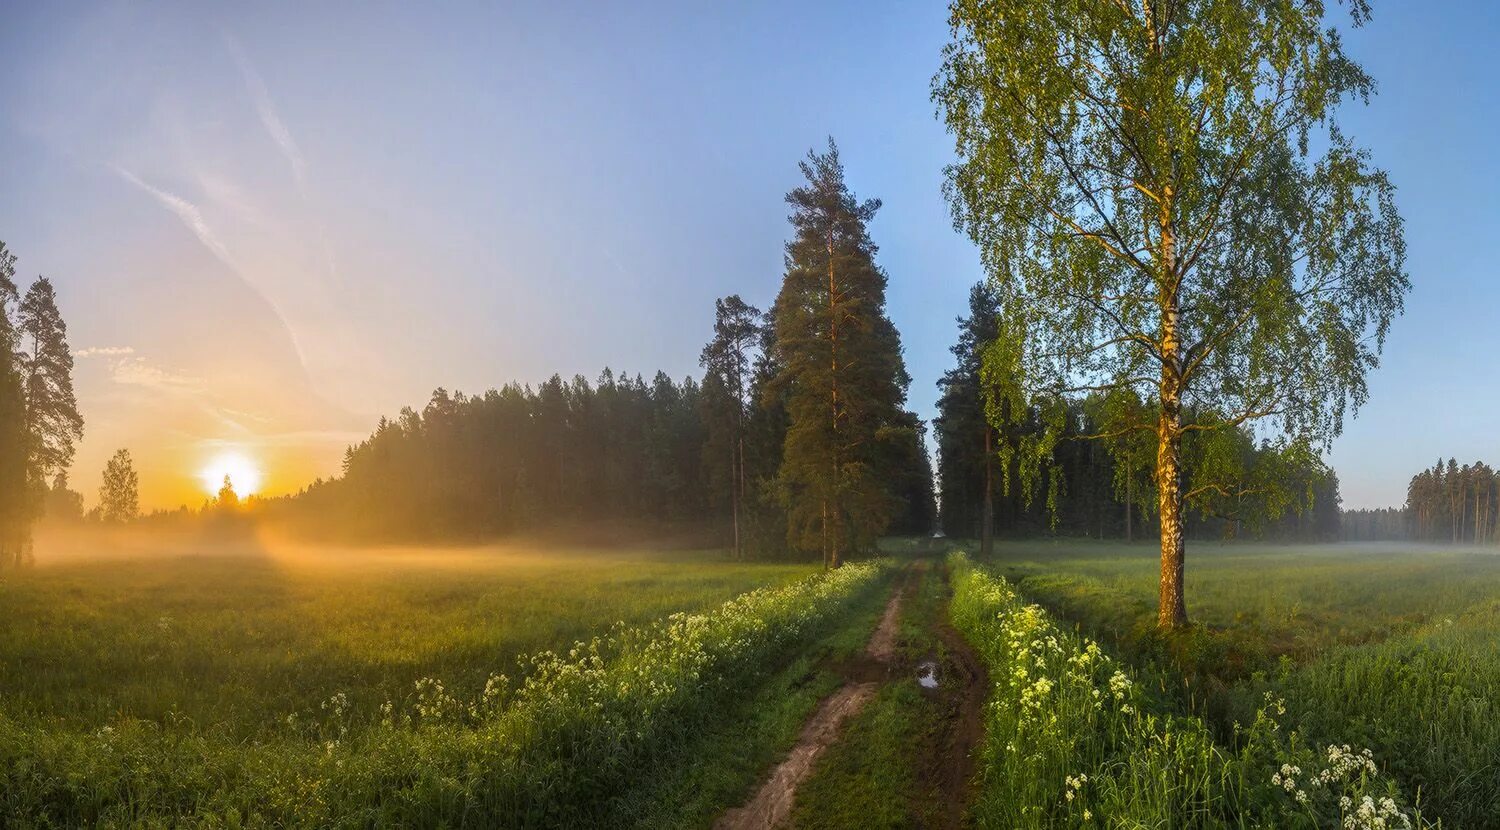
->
[983,540,1500,828]
[0,529,897,826]
[0,530,821,737]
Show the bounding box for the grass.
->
[0,533,894,826]
[0,537,818,738]
[949,551,1429,829]
[793,682,933,829]
[984,539,1498,827]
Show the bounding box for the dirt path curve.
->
[715,562,925,830]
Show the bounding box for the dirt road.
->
[717,555,987,829]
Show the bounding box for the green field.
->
[0,533,899,826]
[5,535,1497,827]
[984,540,1500,828]
[0,536,820,737]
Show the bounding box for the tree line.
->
[266,142,934,560]
[1343,459,1499,545]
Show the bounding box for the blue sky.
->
[0,1,1495,508]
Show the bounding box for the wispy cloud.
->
[74,345,136,358]
[109,356,201,391]
[223,33,305,188]
[222,30,342,290]
[112,167,237,272]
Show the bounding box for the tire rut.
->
[715,562,924,830]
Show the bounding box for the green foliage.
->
[1406,458,1500,544]
[935,282,1001,539]
[935,0,1408,625]
[937,382,1340,541]
[41,472,83,522]
[17,276,84,490]
[279,373,709,539]
[771,139,919,562]
[0,243,34,566]
[97,448,139,523]
[699,295,763,556]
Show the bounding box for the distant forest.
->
[1343,459,1499,544]
[12,140,1487,561]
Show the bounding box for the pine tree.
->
[771,140,910,566]
[700,295,762,558]
[217,475,240,510]
[18,276,84,493]
[935,282,1001,549]
[0,243,33,566]
[98,449,140,523]
[43,471,84,521]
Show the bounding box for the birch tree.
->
[935,0,1408,627]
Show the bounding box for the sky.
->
[0,1,1496,511]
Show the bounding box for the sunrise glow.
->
[199,450,262,497]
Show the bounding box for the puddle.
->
[917,660,939,689]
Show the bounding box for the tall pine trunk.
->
[826,230,842,569]
[730,435,740,559]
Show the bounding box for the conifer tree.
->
[771,140,910,566]
[700,295,762,558]
[44,471,84,521]
[217,475,240,510]
[0,243,31,565]
[935,282,1002,550]
[18,276,84,491]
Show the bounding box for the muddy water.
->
[916,660,939,689]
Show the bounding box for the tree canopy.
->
[935,0,1407,627]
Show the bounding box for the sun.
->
[200,450,263,497]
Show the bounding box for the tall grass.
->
[0,560,886,827]
[995,540,1500,827]
[1245,607,1500,826]
[950,552,1427,829]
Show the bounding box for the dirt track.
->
[915,562,988,828]
[715,563,922,830]
[716,555,985,829]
